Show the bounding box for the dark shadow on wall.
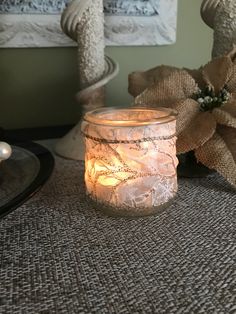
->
[0,47,80,129]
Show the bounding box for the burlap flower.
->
[129,49,236,188]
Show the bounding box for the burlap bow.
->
[129,49,236,188]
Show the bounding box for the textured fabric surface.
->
[0,157,236,314]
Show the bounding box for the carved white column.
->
[201,0,236,58]
[55,0,119,160]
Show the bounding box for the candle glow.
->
[82,107,178,216]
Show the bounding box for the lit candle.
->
[81,107,178,217]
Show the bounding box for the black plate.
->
[0,140,54,219]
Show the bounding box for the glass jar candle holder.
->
[81,107,178,217]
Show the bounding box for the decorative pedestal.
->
[201,0,236,57]
[55,0,119,160]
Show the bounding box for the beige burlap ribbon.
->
[129,49,236,188]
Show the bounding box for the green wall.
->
[0,0,213,129]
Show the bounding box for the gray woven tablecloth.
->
[0,157,236,314]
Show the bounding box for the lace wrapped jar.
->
[81,107,178,217]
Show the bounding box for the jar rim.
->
[83,107,177,127]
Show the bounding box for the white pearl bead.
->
[0,142,12,161]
